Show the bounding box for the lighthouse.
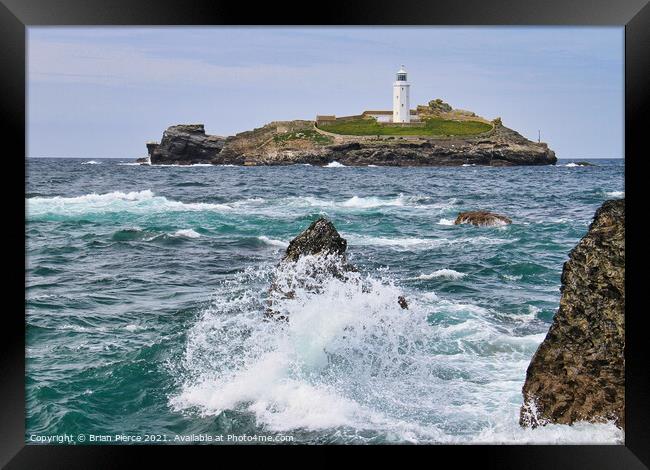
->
[393,66,410,123]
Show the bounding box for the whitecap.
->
[324,161,346,168]
[418,269,466,280]
[173,229,201,239]
[258,236,289,248]
[27,190,233,217]
[605,191,624,198]
[437,218,455,226]
[81,160,101,165]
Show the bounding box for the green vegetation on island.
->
[318,117,493,137]
[273,128,333,146]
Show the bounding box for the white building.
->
[393,66,410,123]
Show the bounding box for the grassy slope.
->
[319,118,492,137]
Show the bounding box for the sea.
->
[25,157,625,444]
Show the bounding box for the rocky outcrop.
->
[282,218,348,262]
[520,199,625,429]
[266,218,408,320]
[454,211,512,226]
[148,124,226,165]
[145,120,557,167]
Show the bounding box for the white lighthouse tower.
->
[393,65,410,123]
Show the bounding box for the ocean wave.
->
[81,160,101,165]
[418,269,466,280]
[605,191,624,198]
[258,236,289,248]
[346,234,516,250]
[324,161,346,168]
[173,229,201,239]
[168,255,615,444]
[437,218,455,226]
[27,190,233,217]
[290,194,435,211]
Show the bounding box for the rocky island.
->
[140,99,557,167]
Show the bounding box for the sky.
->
[27,27,624,159]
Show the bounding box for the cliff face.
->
[520,199,625,429]
[144,120,557,166]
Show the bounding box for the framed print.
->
[2,0,648,467]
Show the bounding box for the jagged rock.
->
[282,218,348,263]
[454,211,512,226]
[266,218,408,319]
[148,124,226,164]
[520,199,625,429]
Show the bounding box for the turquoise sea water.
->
[26,158,624,444]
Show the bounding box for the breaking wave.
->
[169,255,622,443]
[27,190,233,218]
[418,269,466,280]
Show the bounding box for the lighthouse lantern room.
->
[393,66,410,123]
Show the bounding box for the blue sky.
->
[28,27,623,159]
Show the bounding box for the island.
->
[141,116,555,168]
[139,67,555,167]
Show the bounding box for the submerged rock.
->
[520,199,625,429]
[454,211,512,226]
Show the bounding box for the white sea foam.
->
[437,218,455,226]
[341,195,405,209]
[346,234,516,250]
[606,191,624,198]
[418,269,466,280]
[289,194,432,211]
[324,161,346,168]
[169,257,621,443]
[81,160,101,165]
[27,190,233,217]
[173,229,201,239]
[258,236,289,248]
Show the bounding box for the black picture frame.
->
[2,0,648,467]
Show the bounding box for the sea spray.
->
[169,255,621,443]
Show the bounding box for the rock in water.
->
[454,211,512,226]
[282,218,348,263]
[148,124,226,164]
[266,217,408,319]
[520,199,625,429]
